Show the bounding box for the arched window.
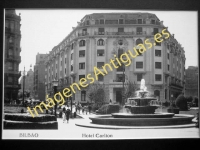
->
[79,40,85,47]
[97,39,104,46]
[136,39,143,45]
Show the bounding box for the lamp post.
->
[122,63,125,106]
[22,66,25,106]
[52,78,58,117]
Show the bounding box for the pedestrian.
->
[88,104,92,114]
[62,106,66,123]
[82,105,85,115]
[65,105,70,123]
[85,105,88,115]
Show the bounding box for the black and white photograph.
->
[2,8,199,139]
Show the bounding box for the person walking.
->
[85,105,88,115]
[88,104,92,114]
[62,105,66,123]
[82,105,85,115]
[65,105,71,123]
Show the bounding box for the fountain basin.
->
[125,105,158,114]
[112,113,174,118]
[89,114,195,126]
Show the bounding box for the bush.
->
[185,96,193,103]
[175,95,188,111]
[192,97,199,107]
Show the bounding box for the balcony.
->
[169,83,183,88]
[78,32,89,37]
[136,31,146,35]
[106,32,134,35]
[113,79,124,82]
[94,31,105,35]
[116,66,124,72]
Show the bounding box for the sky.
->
[14,9,198,75]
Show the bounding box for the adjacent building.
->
[34,53,48,101]
[185,66,198,97]
[44,13,186,104]
[4,9,21,103]
[19,65,34,97]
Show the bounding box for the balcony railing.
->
[106,31,134,35]
[78,32,89,37]
[113,79,123,82]
[117,66,124,72]
[136,31,146,35]
[169,83,183,88]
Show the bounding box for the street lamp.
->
[122,63,125,106]
[22,66,25,106]
[52,78,58,117]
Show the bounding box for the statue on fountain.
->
[139,79,147,98]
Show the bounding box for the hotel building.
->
[44,13,186,104]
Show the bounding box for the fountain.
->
[76,79,195,128]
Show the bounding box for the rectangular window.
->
[65,58,67,64]
[98,74,104,81]
[155,50,161,57]
[95,20,99,25]
[8,76,13,83]
[97,62,104,68]
[119,19,124,24]
[118,49,124,58]
[100,19,104,24]
[167,53,169,59]
[81,91,86,101]
[79,50,85,57]
[118,28,124,32]
[155,74,162,81]
[155,62,162,69]
[86,20,90,25]
[82,28,87,35]
[137,74,143,81]
[136,27,142,35]
[168,65,170,71]
[97,49,104,56]
[65,68,66,74]
[79,75,85,81]
[136,62,143,69]
[155,41,161,46]
[60,60,62,66]
[71,65,73,71]
[138,19,142,24]
[8,62,13,70]
[79,63,85,69]
[151,20,155,24]
[136,49,143,56]
[116,74,123,82]
[153,28,159,34]
[98,28,104,35]
[71,53,73,60]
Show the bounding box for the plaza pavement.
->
[52,112,199,139]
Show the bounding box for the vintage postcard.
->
[2,9,199,139]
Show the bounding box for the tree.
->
[86,83,107,107]
[175,94,188,110]
[122,80,137,106]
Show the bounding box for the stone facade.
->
[4,9,21,103]
[44,13,186,104]
[34,53,48,101]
